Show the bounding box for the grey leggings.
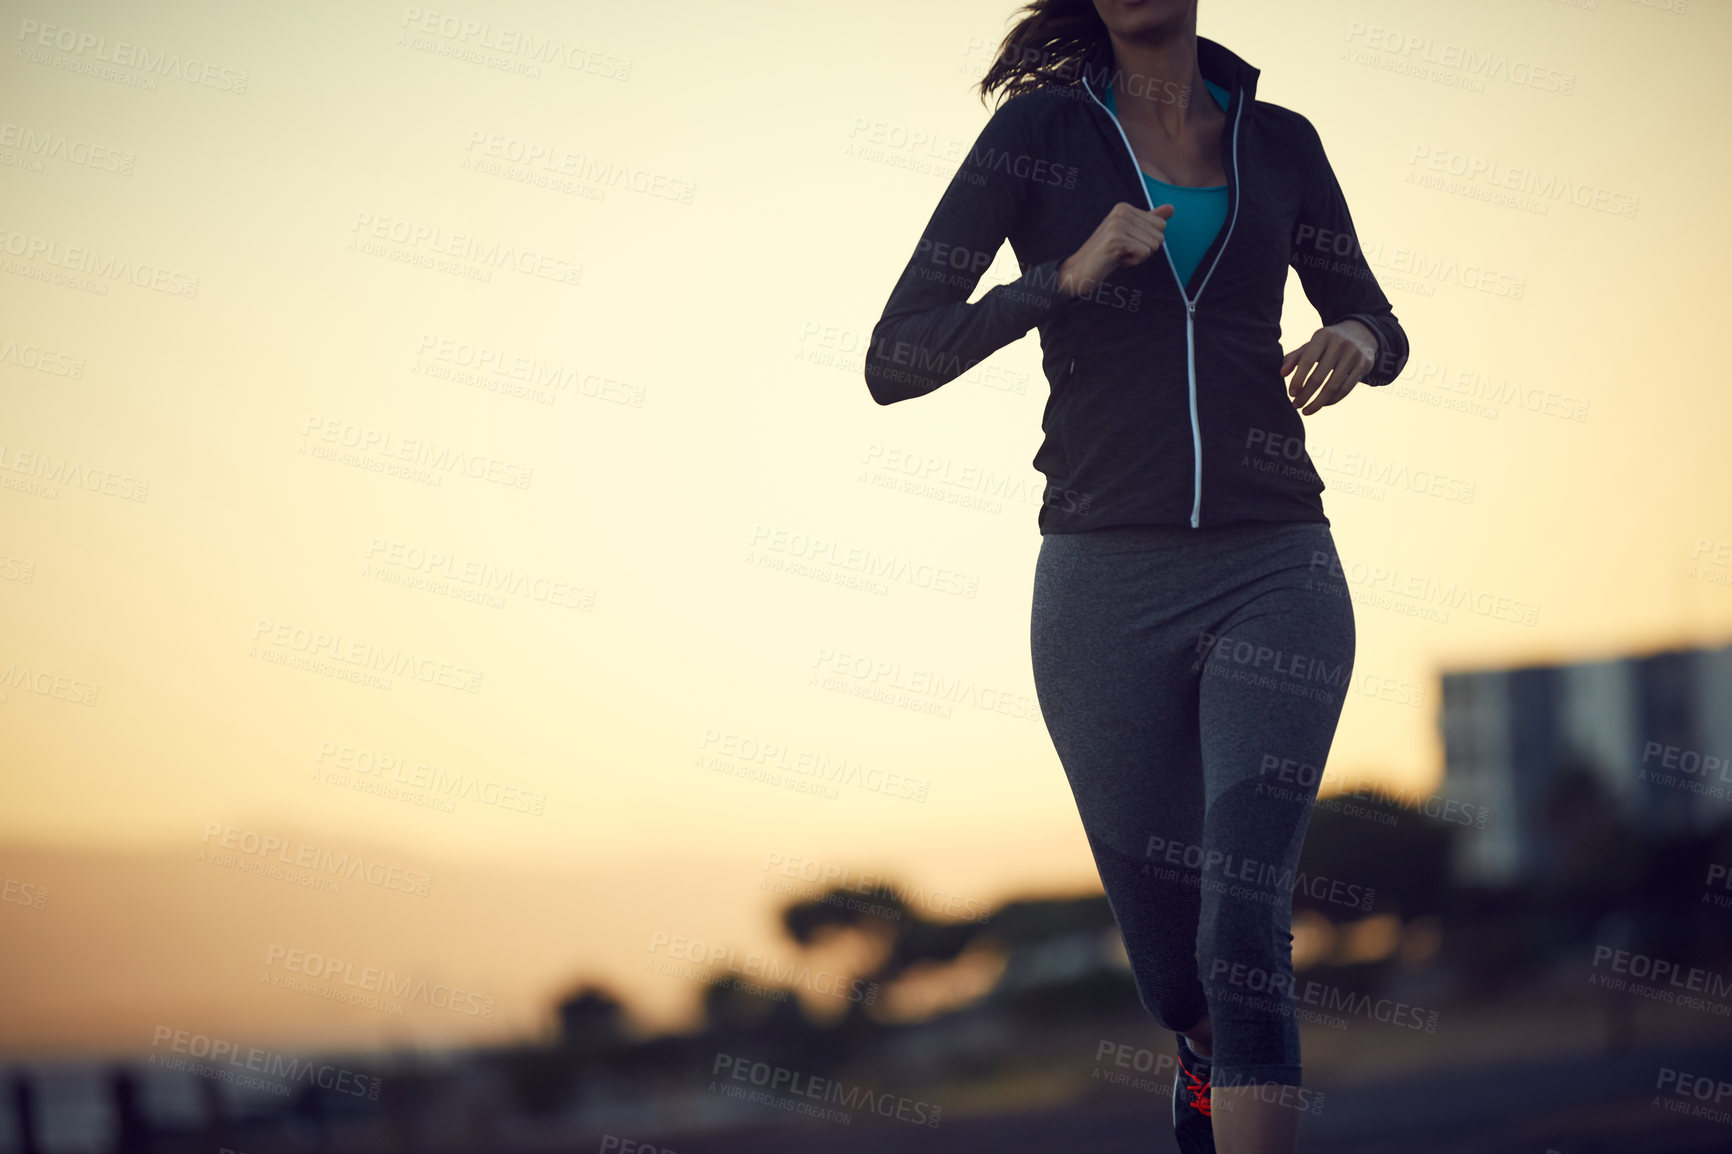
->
[1030,519,1355,1089]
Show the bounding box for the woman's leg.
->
[1032,521,1350,1151]
[1191,523,1355,1151]
[1030,529,1212,1037]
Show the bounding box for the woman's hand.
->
[1057,202,1177,298]
[1281,319,1379,414]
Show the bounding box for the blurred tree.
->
[781,885,1139,1025]
[556,985,628,1054]
[1297,791,1454,923]
[490,984,632,1118]
[700,974,811,1036]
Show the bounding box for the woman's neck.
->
[1107,24,1210,140]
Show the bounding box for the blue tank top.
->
[1102,78,1231,287]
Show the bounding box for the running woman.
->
[863,3,1409,1152]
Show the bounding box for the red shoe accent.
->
[1181,1054,1213,1116]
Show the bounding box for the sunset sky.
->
[3,0,1729,1056]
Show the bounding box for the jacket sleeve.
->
[1290,120,1410,387]
[863,97,1083,405]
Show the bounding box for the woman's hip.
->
[1034,520,1343,624]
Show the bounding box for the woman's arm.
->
[863,98,1080,405]
[1288,119,1410,390]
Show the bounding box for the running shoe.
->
[1172,1032,1215,1153]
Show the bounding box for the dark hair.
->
[976,0,1113,106]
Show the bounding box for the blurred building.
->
[1438,640,1732,885]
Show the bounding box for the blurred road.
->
[660,1037,1732,1154]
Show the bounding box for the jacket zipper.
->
[1081,75,1244,528]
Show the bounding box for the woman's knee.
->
[1196,902,1295,998]
[1128,967,1209,1033]
[1195,926,1297,1020]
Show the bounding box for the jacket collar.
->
[1196,36,1259,104]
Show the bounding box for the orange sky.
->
[3,0,1729,1054]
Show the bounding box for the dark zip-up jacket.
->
[863,37,1410,533]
